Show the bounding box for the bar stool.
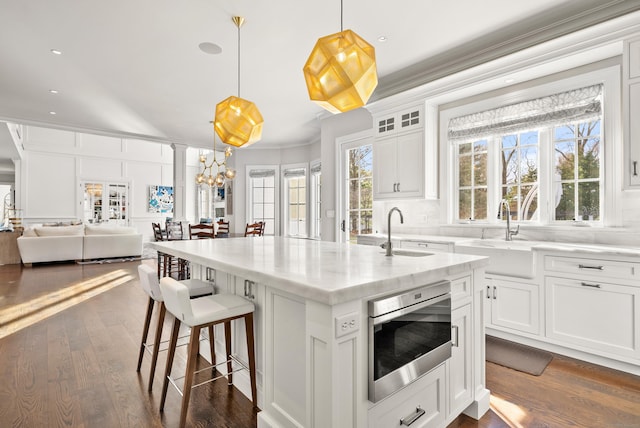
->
[136,264,215,391]
[158,277,257,428]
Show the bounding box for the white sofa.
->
[17,224,143,266]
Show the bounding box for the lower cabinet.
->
[368,364,446,428]
[545,276,640,360]
[485,277,540,335]
[448,303,472,418]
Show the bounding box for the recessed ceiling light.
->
[377,36,388,42]
[49,111,57,115]
[199,42,222,55]
[49,89,59,94]
[50,49,62,55]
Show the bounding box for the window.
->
[554,120,601,221]
[283,166,307,237]
[347,144,373,242]
[247,166,278,236]
[449,82,604,225]
[309,161,322,239]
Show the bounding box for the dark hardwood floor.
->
[0,261,639,427]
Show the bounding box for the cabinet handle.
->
[205,267,216,283]
[418,242,429,248]
[397,182,400,192]
[493,286,497,299]
[578,264,604,270]
[244,279,255,299]
[634,160,638,177]
[451,325,459,347]
[400,406,426,426]
[581,282,601,288]
[486,285,491,299]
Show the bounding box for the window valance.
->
[249,169,276,178]
[447,84,603,142]
[283,168,306,178]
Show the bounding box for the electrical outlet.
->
[335,312,360,338]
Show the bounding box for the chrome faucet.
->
[499,199,519,241]
[381,207,404,256]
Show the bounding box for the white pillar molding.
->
[171,143,188,221]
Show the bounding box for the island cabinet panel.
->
[368,364,446,428]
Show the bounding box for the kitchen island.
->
[151,237,490,428]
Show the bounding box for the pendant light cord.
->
[237,20,241,98]
[340,0,343,31]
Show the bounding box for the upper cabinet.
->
[372,104,437,200]
[624,35,640,188]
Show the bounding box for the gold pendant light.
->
[214,16,264,148]
[303,0,377,114]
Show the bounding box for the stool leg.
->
[245,312,258,407]
[208,325,216,366]
[136,297,155,372]
[224,320,233,385]
[179,326,202,428]
[160,317,181,412]
[148,302,166,391]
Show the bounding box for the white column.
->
[171,143,188,221]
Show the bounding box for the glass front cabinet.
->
[81,181,129,225]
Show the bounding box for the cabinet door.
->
[395,131,424,197]
[488,279,540,335]
[449,304,472,418]
[373,135,398,198]
[545,276,640,359]
[628,82,640,186]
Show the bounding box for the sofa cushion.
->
[34,224,84,236]
[84,225,137,235]
[22,228,38,237]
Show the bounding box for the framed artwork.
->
[148,185,174,213]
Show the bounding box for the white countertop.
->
[150,237,488,305]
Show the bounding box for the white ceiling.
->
[0,0,638,153]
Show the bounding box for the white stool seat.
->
[138,264,213,301]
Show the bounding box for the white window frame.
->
[441,65,621,228]
[246,164,280,236]
[309,159,322,240]
[282,163,308,238]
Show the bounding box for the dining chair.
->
[216,219,230,238]
[189,223,215,239]
[244,221,264,237]
[165,221,184,241]
[151,222,165,241]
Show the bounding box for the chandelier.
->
[214,16,264,148]
[303,0,378,114]
[195,127,236,188]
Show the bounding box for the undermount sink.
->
[385,249,434,257]
[454,239,537,278]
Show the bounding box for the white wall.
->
[17,126,174,239]
[232,142,320,236]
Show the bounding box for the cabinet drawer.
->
[402,240,451,252]
[450,275,472,302]
[544,255,639,281]
[368,364,445,428]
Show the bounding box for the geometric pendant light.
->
[303,1,378,114]
[214,16,264,148]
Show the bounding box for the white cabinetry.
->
[448,280,472,418]
[544,255,640,361]
[623,36,640,187]
[401,239,453,253]
[485,276,540,335]
[373,105,426,200]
